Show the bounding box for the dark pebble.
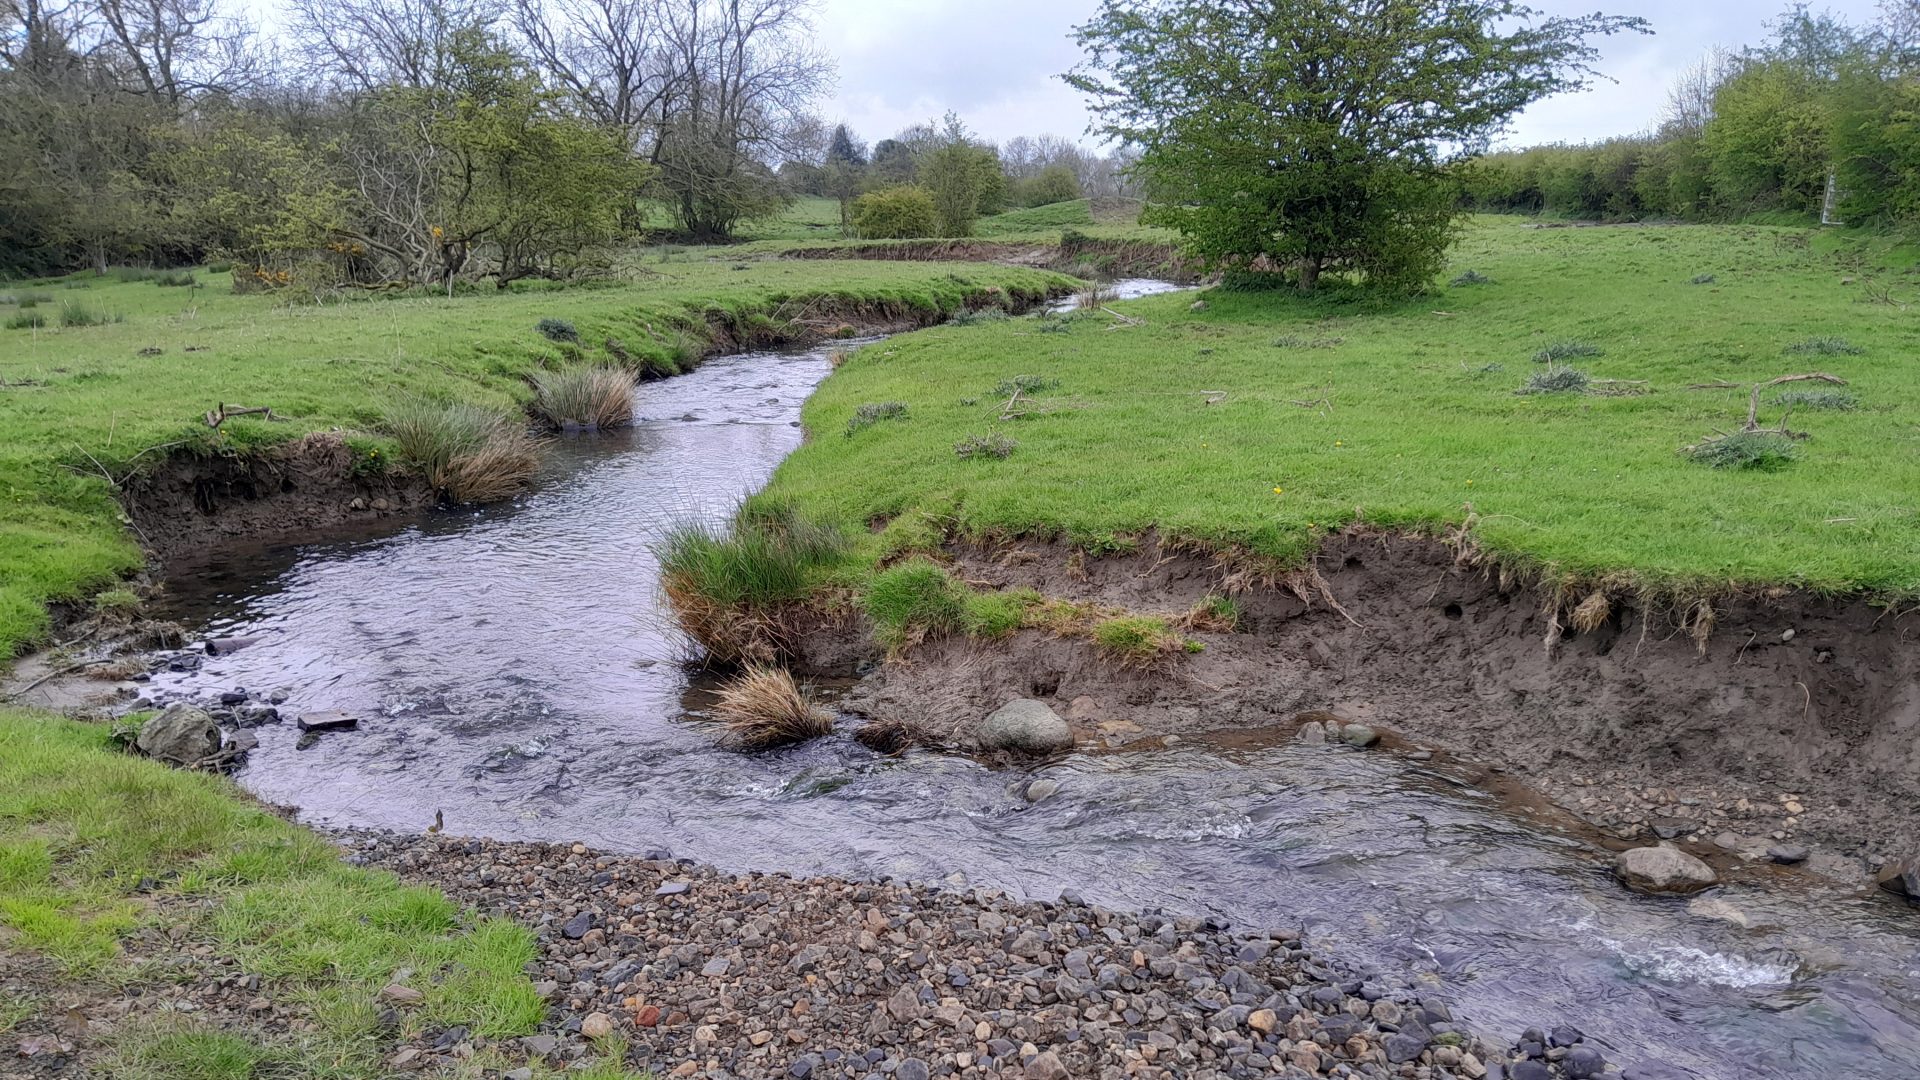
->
[561,911,593,939]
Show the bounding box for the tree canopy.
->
[1067,0,1648,292]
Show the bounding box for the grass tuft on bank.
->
[758,218,1920,601]
[0,708,552,1076]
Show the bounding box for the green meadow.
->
[766,218,1920,599]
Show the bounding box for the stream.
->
[145,281,1920,1080]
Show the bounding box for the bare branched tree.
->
[91,0,260,104]
[286,0,502,90]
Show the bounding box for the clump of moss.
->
[536,317,579,343]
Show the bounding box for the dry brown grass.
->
[1570,590,1612,633]
[442,428,543,503]
[706,666,833,751]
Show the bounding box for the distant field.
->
[0,260,1074,656]
[767,218,1920,599]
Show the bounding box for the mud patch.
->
[122,432,433,566]
[827,533,1920,873]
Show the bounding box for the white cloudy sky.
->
[812,0,1889,150]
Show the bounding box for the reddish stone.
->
[635,1005,662,1027]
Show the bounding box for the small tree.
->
[1067,0,1647,293]
[850,186,937,239]
[824,122,867,234]
[1017,164,1082,207]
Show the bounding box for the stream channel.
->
[145,280,1920,1079]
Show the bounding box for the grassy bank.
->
[0,707,648,1079]
[0,260,1074,657]
[754,218,1919,602]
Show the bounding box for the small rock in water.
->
[218,688,250,705]
[1650,817,1696,841]
[296,710,359,733]
[1295,721,1327,746]
[1615,843,1717,895]
[1342,723,1379,748]
[1686,896,1751,928]
[1875,858,1920,904]
[977,699,1074,754]
[1566,1045,1607,1079]
[135,703,222,766]
[1023,778,1061,804]
[1768,844,1810,865]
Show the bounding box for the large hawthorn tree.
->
[1067,0,1648,293]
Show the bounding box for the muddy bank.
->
[121,432,434,567]
[784,238,1203,284]
[813,533,1920,882]
[347,830,1634,1080]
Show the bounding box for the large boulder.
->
[135,703,222,766]
[1615,843,1718,895]
[977,699,1074,755]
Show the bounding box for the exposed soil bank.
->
[813,534,1919,883]
[122,432,435,567]
[119,291,1065,571]
[784,238,1203,284]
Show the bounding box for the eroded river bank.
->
[29,287,1920,1079]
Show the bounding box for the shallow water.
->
[149,290,1920,1080]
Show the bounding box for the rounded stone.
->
[977,699,1074,754]
[1616,843,1718,895]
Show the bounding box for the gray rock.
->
[977,699,1074,754]
[701,956,730,977]
[135,703,222,765]
[1768,845,1809,865]
[1024,778,1061,804]
[1342,723,1379,748]
[895,1058,930,1080]
[296,710,358,733]
[1295,721,1326,746]
[1876,859,1920,903]
[1616,844,1717,895]
[1566,1046,1606,1079]
[561,911,593,939]
[1385,1032,1427,1063]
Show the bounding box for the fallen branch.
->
[3,659,109,702]
[1745,373,1846,430]
[1100,306,1144,327]
[1685,381,1742,391]
[204,404,285,429]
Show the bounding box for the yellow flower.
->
[1466,480,1474,486]
[1335,441,1343,447]
[1272,487,1284,495]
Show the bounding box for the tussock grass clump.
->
[1518,366,1591,395]
[992,374,1058,398]
[5,311,46,330]
[1073,284,1116,310]
[863,560,1037,651]
[7,290,51,307]
[1685,430,1800,470]
[705,667,833,751]
[1773,389,1858,411]
[1272,335,1343,349]
[950,307,1010,327]
[535,317,579,343]
[1532,340,1603,364]
[657,502,850,665]
[58,301,120,327]
[1180,594,1242,633]
[1033,312,1073,334]
[383,400,542,502]
[153,271,197,287]
[846,401,908,437]
[954,433,1017,460]
[1091,616,1190,667]
[1450,270,1494,287]
[1784,336,1864,356]
[531,365,633,430]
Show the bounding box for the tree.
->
[849,185,935,238]
[1067,0,1647,293]
[822,122,865,233]
[1014,164,1081,207]
[868,138,914,185]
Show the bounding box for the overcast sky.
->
[813,0,1888,150]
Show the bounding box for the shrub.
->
[1517,366,1591,395]
[530,366,633,430]
[1091,616,1186,667]
[845,401,908,437]
[153,271,197,287]
[5,311,45,330]
[851,187,939,239]
[1773,389,1858,411]
[1532,340,1602,363]
[58,301,120,327]
[536,318,579,344]
[383,400,542,502]
[704,667,834,751]
[954,433,1017,460]
[656,502,851,665]
[1686,430,1800,470]
[1784,336,1864,356]
[1449,270,1494,287]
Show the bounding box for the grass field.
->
[0,708,654,1079]
[0,260,1073,657]
[763,218,1920,600]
